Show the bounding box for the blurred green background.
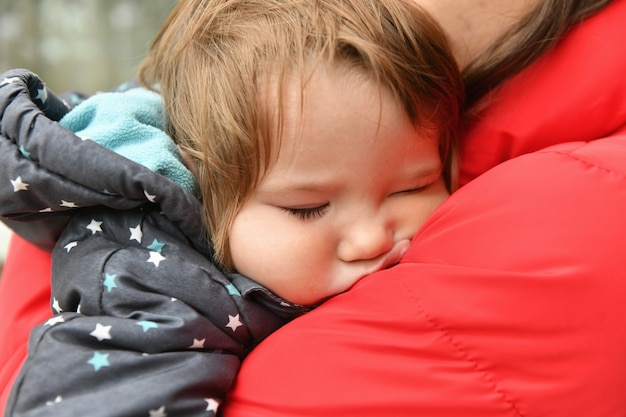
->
[0,0,176,93]
[0,0,176,271]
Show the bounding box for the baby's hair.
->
[139,0,463,267]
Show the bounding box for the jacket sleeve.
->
[6,207,295,417]
[0,69,161,252]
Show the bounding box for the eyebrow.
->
[403,163,444,179]
[257,180,331,195]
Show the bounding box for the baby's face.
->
[229,66,449,305]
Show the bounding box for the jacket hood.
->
[0,69,211,257]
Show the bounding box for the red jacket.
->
[222,0,626,415]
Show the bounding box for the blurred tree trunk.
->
[0,0,175,93]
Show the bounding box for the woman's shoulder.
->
[459,0,626,186]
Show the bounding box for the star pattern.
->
[86,219,103,234]
[147,238,165,253]
[147,251,166,267]
[10,176,29,192]
[45,395,63,406]
[87,351,110,372]
[60,200,79,208]
[44,315,65,326]
[52,298,63,313]
[90,323,112,341]
[225,314,243,332]
[129,225,143,243]
[149,406,167,417]
[224,283,241,297]
[36,86,48,103]
[0,76,19,86]
[19,145,31,159]
[103,273,118,292]
[189,338,206,349]
[144,190,157,202]
[205,398,220,413]
[137,320,159,332]
[64,241,78,252]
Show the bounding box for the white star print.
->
[45,395,63,406]
[60,200,79,208]
[90,323,112,341]
[205,398,220,413]
[144,190,157,202]
[189,338,206,349]
[64,241,78,252]
[149,406,167,417]
[45,315,65,326]
[52,298,63,313]
[10,176,29,192]
[86,219,103,234]
[226,314,243,332]
[147,251,166,267]
[39,207,53,212]
[129,225,143,243]
[0,77,19,87]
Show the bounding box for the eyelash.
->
[396,184,429,194]
[283,204,329,220]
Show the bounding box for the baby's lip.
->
[373,239,411,273]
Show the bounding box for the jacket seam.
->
[394,274,526,417]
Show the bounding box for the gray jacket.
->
[0,69,305,417]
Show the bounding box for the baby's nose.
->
[337,218,394,263]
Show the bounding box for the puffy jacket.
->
[0,70,304,417]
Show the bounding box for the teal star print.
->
[225,283,241,297]
[103,273,118,292]
[137,320,159,332]
[147,239,165,253]
[35,86,48,103]
[19,145,31,159]
[87,351,110,372]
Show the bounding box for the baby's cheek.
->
[268,236,337,304]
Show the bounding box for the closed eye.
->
[393,183,430,195]
[282,204,329,220]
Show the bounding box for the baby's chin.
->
[268,277,355,307]
[258,247,411,306]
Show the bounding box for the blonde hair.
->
[139,0,463,268]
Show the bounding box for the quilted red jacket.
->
[3,0,626,415]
